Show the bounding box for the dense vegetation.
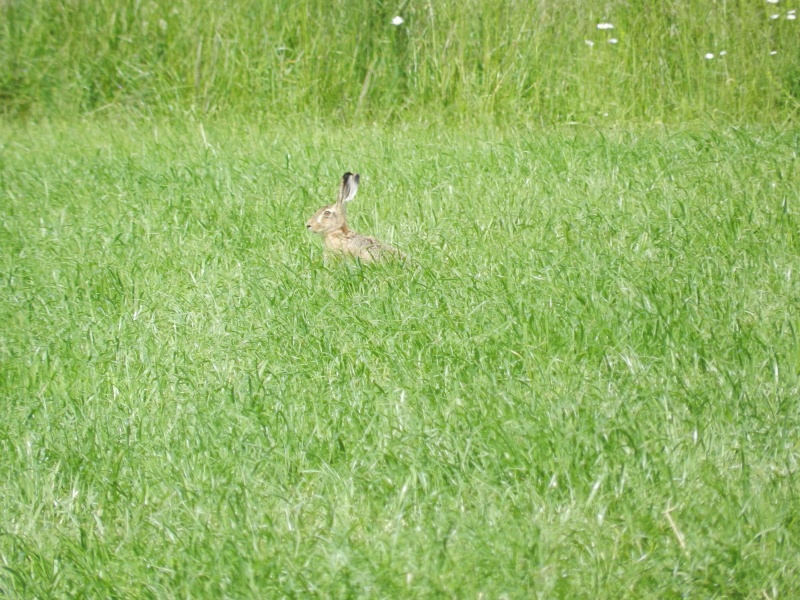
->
[1,0,799,123]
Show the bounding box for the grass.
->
[1,119,799,597]
[2,0,799,123]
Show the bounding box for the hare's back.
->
[344,232,398,261]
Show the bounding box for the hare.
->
[306,172,401,262]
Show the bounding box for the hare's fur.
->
[306,172,401,263]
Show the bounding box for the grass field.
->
[1,120,799,596]
[3,0,799,123]
[3,2,800,597]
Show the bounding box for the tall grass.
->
[1,120,799,596]
[1,0,799,123]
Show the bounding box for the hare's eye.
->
[323,210,332,217]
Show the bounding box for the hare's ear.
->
[337,172,360,204]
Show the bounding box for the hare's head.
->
[306,172,360,235]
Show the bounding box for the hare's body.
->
[321,230,396,261]
[306,172,401,263]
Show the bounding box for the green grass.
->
[1,119,799,597]
[2,0,800,123]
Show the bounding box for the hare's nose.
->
[306,223,311,229]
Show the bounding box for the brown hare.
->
[306,172,402,263]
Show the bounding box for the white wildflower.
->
[705,53,714,59]
[391,16,404,26]
[788,12,797,19]
[770,13,780,19]
[719,50,727,56]
[597,23,614,30]
[608,38,618,44]
[766,0,779,4]
[770,50,778,55]
[585,40,595,46]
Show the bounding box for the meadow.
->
[2,0,800,597]
[1,120,799,597]
[2,0,799,123]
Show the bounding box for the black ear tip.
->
[342,172,360,185]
